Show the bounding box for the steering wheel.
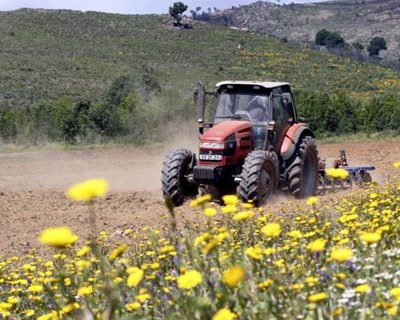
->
[234,110,252,121]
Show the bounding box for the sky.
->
[0,0,330,15]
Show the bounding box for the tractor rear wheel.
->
[287,136,319,198]
[239,151,279,206]
[161,149,196,206]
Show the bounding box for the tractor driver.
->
[245,95,269,122]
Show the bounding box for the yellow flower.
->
[330,307,343,317]
[126,302,141,311]
[306,196,319,206]
[261,223,281,238]
[233,210,254,221]
[109,243,128,262]
[190,194,212,207]
[222,195,239,206]
[127,268,144,288]
[203,207,217,217]
[359,232,381,244]
[307,238,327,252]
[39,227,78,248]
[28,284,43,293]
[212,308,237,320]
[355,284,371,294]
[136,293,151,303]
[66,178,109,202]
[331,247,353,263]
[389,287,400,298]
[77,286,93,296]
[222,265,245,288]
[308,292,328,302]
[393,161,400,169]
[76,246,90,257]
[76,259,91,271]
[245,246,263,260]
[177,270,202,290]
[326,168,349,180]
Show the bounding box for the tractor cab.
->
[197,81,298,152]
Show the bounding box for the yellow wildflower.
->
[66,178,108,202]
[222,195,239,206]
[326,168,349,180]
[76,246,90,257]
[109,243,128,262]
[77,286,93,296]
[245,246,263,260]
[222,265,245,288]
[233,210,254,221]
[126,302,141,311]
[261,223,281,238]
[39,227,78,248]
[127,268,144,288]
[389,287,400,298]
[308,292,328,302]
[177,270,202,290]
[28,284,44,293]
[331,247,353,263]
[190,194,212,207]
[203,207,217,217]
[359,232,381,244]
[355,284,371,294]
[307,238,327,252]
[393,161,400,169]
[306,196,319,206]
[212,308,237,320]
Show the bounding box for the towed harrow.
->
[318,149,375,194]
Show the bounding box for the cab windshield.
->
[213,86,270,124]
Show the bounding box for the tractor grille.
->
[193,165,221,182]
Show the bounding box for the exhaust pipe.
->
[197,81,206,135]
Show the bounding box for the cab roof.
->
[216,80,290,89]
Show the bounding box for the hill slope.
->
[198,0,400,64]
[0,8,400,110]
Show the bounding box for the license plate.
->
[199,154,223,161]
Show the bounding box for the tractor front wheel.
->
[161,149,196,207]
[287,136,319,198]
[239,151,279,206]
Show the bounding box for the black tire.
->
[287,136,319,198]
[161,149,196,206]
[239,151,279,206]
[362,172,372,183]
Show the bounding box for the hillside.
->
[198,0,400,65]
[0,9,400,144]
[1,8,400,110]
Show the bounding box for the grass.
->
[1,168,400,318]
[1,9,400,111]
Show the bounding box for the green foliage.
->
[367,36,387,56]
[0,107,19,142]
[315,29,345,48]
[169,2,188,24]
[352,42,364,51]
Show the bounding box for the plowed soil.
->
[0,141,399,257]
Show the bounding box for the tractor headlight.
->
[199,141,224,149]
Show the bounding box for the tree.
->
[169,2,188,25]
[315,29,345,48]
[367,37,387,57]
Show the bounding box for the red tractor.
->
[162,81,319,206]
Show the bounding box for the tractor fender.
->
[280,124,314,161]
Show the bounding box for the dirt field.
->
[0,141,399,257]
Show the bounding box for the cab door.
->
[271,88,294,153]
